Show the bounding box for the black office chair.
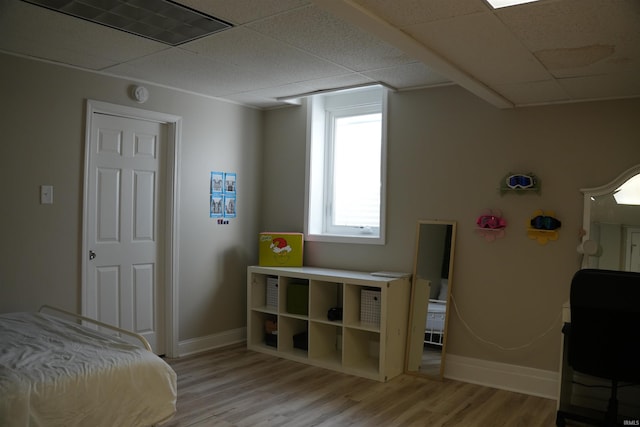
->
[556,269,640,427]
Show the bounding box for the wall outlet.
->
[40,185,53,204]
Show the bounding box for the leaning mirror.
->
[405,220,456,379]
[581,164,640,272]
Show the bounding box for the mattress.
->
[0,312,177,427]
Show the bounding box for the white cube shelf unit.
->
[247,266,410,382]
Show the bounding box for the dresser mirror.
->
[581,164,640,272]
[405,220,456,379]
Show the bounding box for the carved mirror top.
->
[581,164,640,198]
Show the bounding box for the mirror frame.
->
[404,219,457,380]
[580,164,640,268]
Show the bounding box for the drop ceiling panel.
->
[182,27,351,84]
[248,5,416,72]
[496,0,640,50]
[353,0,487,27]
[176,0,312,25]
[534,44,630,79]
[104,48,281,97]
[496,0,640,79]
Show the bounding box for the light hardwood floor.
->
[163,344,559,427]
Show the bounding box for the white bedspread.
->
[0,312,177,427]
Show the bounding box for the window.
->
[304,86,387,244]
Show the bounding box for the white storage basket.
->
[266,276,278,309]
[360,288,381,326]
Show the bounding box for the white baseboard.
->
[444,354,559,400]
[178,327,246,357]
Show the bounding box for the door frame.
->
[82,99,181,358]
[625,226,640,272]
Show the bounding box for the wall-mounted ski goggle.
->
[506,174,535,189]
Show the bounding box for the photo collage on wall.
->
[210,172,237,220]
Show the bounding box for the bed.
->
[425,299,447,346]
[0,306,177,427]
[423,278,448,346]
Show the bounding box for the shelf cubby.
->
[249,273,269,311]
[278,316,308,359]
[343,327,380,378]
[309,321,342,369]
[309,280,342,323]
[248,310,278,351]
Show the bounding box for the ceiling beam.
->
[313,0,514,109]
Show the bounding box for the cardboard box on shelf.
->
[259,232,303,267]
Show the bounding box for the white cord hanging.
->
[449,293,563,351]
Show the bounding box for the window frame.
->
[304,86,388,245]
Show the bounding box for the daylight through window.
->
[331,113,381,228]
[305,86,387,244]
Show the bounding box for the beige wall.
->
[0,53,263,342]
[3,50,640,372]
[262,86,640,371]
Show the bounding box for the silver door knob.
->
[89,250,96,260]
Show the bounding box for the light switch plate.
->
[40,185,53,204]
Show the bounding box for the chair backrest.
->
[568,269,640,383]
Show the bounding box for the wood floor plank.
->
[163,345,559,427]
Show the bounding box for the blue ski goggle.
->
[506,174,534,189]
[507,174,535,189]
[530,215,561,230]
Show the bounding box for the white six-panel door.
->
[86,112,166,354]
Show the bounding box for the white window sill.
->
[305,233,385,245]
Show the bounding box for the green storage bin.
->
[287,281,309,315]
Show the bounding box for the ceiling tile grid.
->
[1,0,638,108]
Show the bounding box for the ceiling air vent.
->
[21,0,233,46]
